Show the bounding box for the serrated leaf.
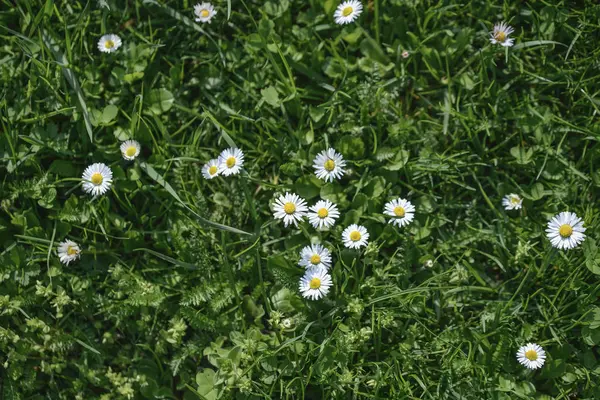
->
[195,369,218,400]
[375,147,395,161]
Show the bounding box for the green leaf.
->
[261,86,280,107]
[323,0,336,13]
[529,182,545,200]
[364,177,386,198]
[124,71,144,84]
[49,160,77,177]
[588,307,600,330]
[360,36,391,66]
[414,227,431,241]
[510,146,533,164]
[146,89,174,115]
[583,238,600,275]
[540,359,566,379]
[343,28,362,45]
[270,288,295,313]
[212,192,232,208]
[384,149,410,171]
[195,369,218,400]
[582,326,600,346]
[293,176,322,200]
[243,295,265,321]
[320,182,347,205]
[101,105,119,124]
[338,136,365,159]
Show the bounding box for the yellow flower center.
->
[310,254,321,265]
[309,278,321,289]
[105,40,115,49]
[67,246,78,256]
[525,350,538,361]
[559,224,573,238]
[208,165,218,175]
[317,208,329,218]
[283,202,296,214]
[495,31,506,42]
[342,6,353,16]
[125,146,137,157]
[91,172,103,185]
[200,9,209,17]
[511,196,520,204]
[226,156,236,168]
[350,231,361,241]
[394,206,405,217]
[324,159,335,171]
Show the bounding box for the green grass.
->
[2,0,600,398]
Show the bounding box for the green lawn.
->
[1,0,600,398]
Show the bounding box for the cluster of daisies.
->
[83,2,563,373]
[266,148,416,302]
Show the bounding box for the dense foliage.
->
[2,0,600,398]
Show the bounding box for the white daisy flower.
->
[202,159,220,180]
[502,193,523,210]
[490,22,515,47]
[82,163,113,196]
[342,224,369,249]
[120,140,141,161]
[97,34,122,53]
[273,192,308,227]
[516,343,546,370]
[194,2,217,23]
[313,148,346,182]
[545,211,586,250]
[299,267,332,300]
[334,0,363,25]
[401,50,410,58]
[308,200,340,230]
[298,244,332,270]
[217,148,244,176]
[383,198,415,228]
[57,240,81,265]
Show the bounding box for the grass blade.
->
[512,40,566,50]
[134,248,200,270]
[139,162,252,236]
[41,30,94,142]
[74,338,101,355]
[173,103,238,148]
